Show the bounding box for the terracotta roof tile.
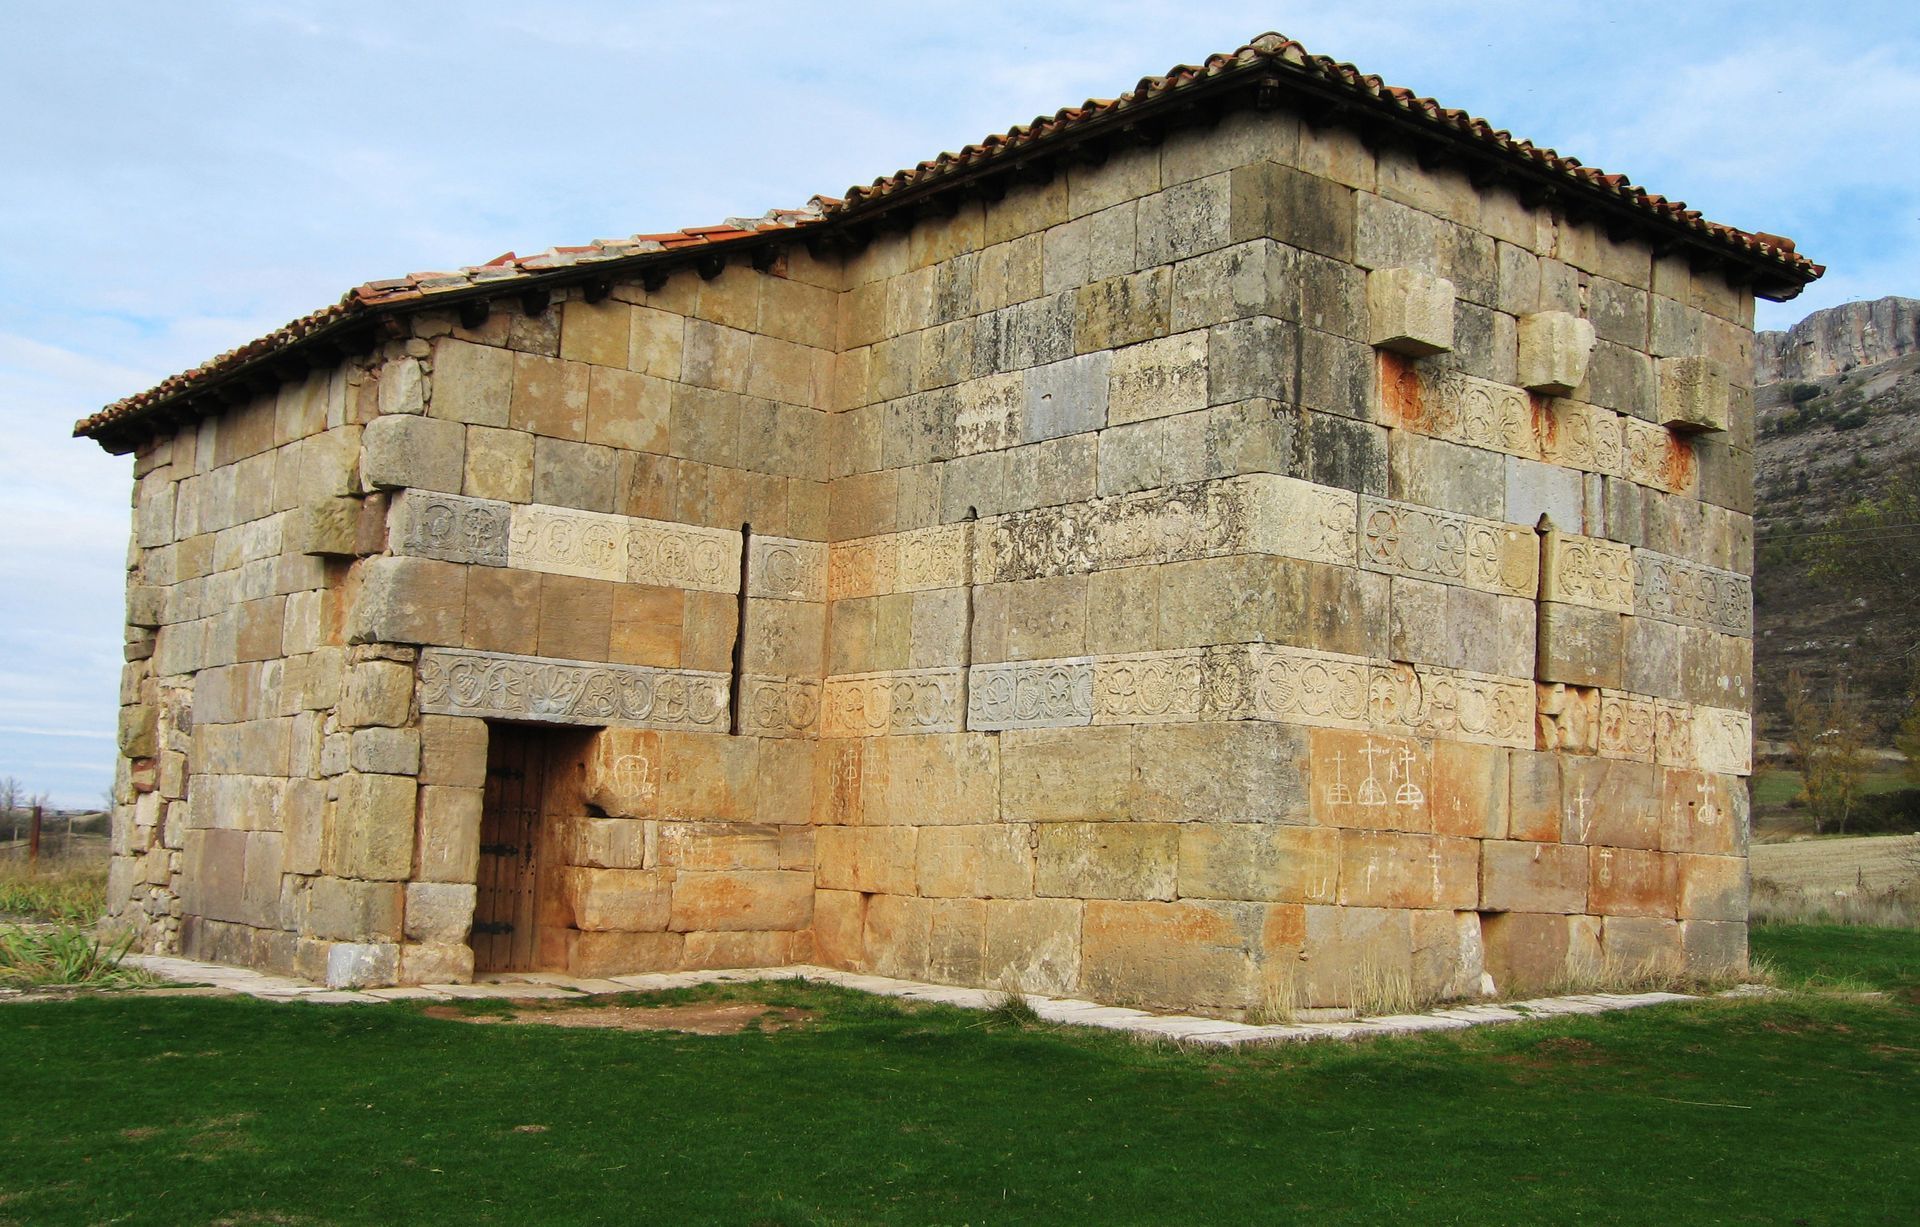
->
[76,31,1821,444]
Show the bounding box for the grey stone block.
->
[1024,353,1111,442]
[361,413,465,494]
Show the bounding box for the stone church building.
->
[78,35,1820,1016]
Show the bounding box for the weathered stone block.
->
[1536,602,1622,689]
[403,881,475,943]
[398,941,474,985]
[1367,267,1455,356]
[566,867,672,932]
[1034,822,1177,900]
[1481,911,1574,995]
[582,727,662,818]
[1337,831,1477,909]
[415,785,480,883]
[305,876,403,941]
[1298,904,1413,1009]
[1081,898,1260,1012]
[1517,311,1596,396]
[360,413,465,493]
[1589,846,1677,918]
[1600,915,1683,972]
[1481,840,1588,913]
[1177,823,1339,903]
[1681,918,1746,975]
[326,941,400,988]
[982,897,1081,995]
[345,727,416,777]
[347,556,465,647]
[292,497,362,557]
[1107,331,1209,425]
[1676,853,1746,921]
[325,773,418,882]
[565,930,682,977]
[1658,356,1730,433]
[667,869,811,933]
[1131,722,1310,824]
[429,338,512,427]
[814,826,918,894]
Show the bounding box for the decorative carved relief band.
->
[1597,689,1657,761]
[828,524,965,599]
[1693,705,1753,776]
[508,505,632,581]
[1621,416,1697,495]
[419,649,728,731]
[829,476,1358,597]
[967,659,1095,730]
[1380,363,1698,494]
[734,675,822,738]
[746,537,827,603]
[1632,548,1752,637]
[391,492,510,566]
[1409,369,1540,461]
[1538,401,1623,477]
[1246,644,1532,748]
[1541,531,1634,613]
[821,669,965,738]
[624,520,738,592]
[1091,648,1249,725]
[1358,497,1538,598]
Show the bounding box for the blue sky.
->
[3,1,1916,805]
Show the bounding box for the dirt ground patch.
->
[1750,835,1917,893]
[423,999,814,1035]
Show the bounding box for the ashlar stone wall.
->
[106,105,1757,1015]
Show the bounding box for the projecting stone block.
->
[360,412,465,493]
[1658,356,1730,433]
[1537,602,1623,689]
[347,556,465,647]
[293,497,362,557]
[1517,311,1596,396]
[1366,267,1455,356]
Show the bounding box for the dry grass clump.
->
[1750,875,1919,929]
[0,923,156,989]
[0,859,107,924]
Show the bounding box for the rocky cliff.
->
[1754,296,1920,741]
[1757,295,1920,383]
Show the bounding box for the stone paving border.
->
[111,955,1709,1046]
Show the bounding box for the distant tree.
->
[1805,682,1870,835]
[1787,670,1871,835]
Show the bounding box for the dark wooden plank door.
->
[474,725,546,973]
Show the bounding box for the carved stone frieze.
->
[419,649,728,731]
[820,668,965,738]
[507,505,631,582]
[735,675,822,738]
[967,659,1095,730]
[1089,648,1249,724]
[746,537,827,603]
[1620,417,1697,494]
[1632,548,1752,637]
[1597,689,1657,762]
[1693,705,1753,776]
[625,519,739,592]
[391,491,510,566]
[1358,497,1539,598]
[1538,400,1623,477]
[1541,531,1634,613]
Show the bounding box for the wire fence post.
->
[28,803,42,866]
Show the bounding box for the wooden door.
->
[474,725,548,973]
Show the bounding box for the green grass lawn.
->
[2,927,1916,1226]
[1751,767,1910,810]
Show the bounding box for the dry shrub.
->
[0,858,107,924]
